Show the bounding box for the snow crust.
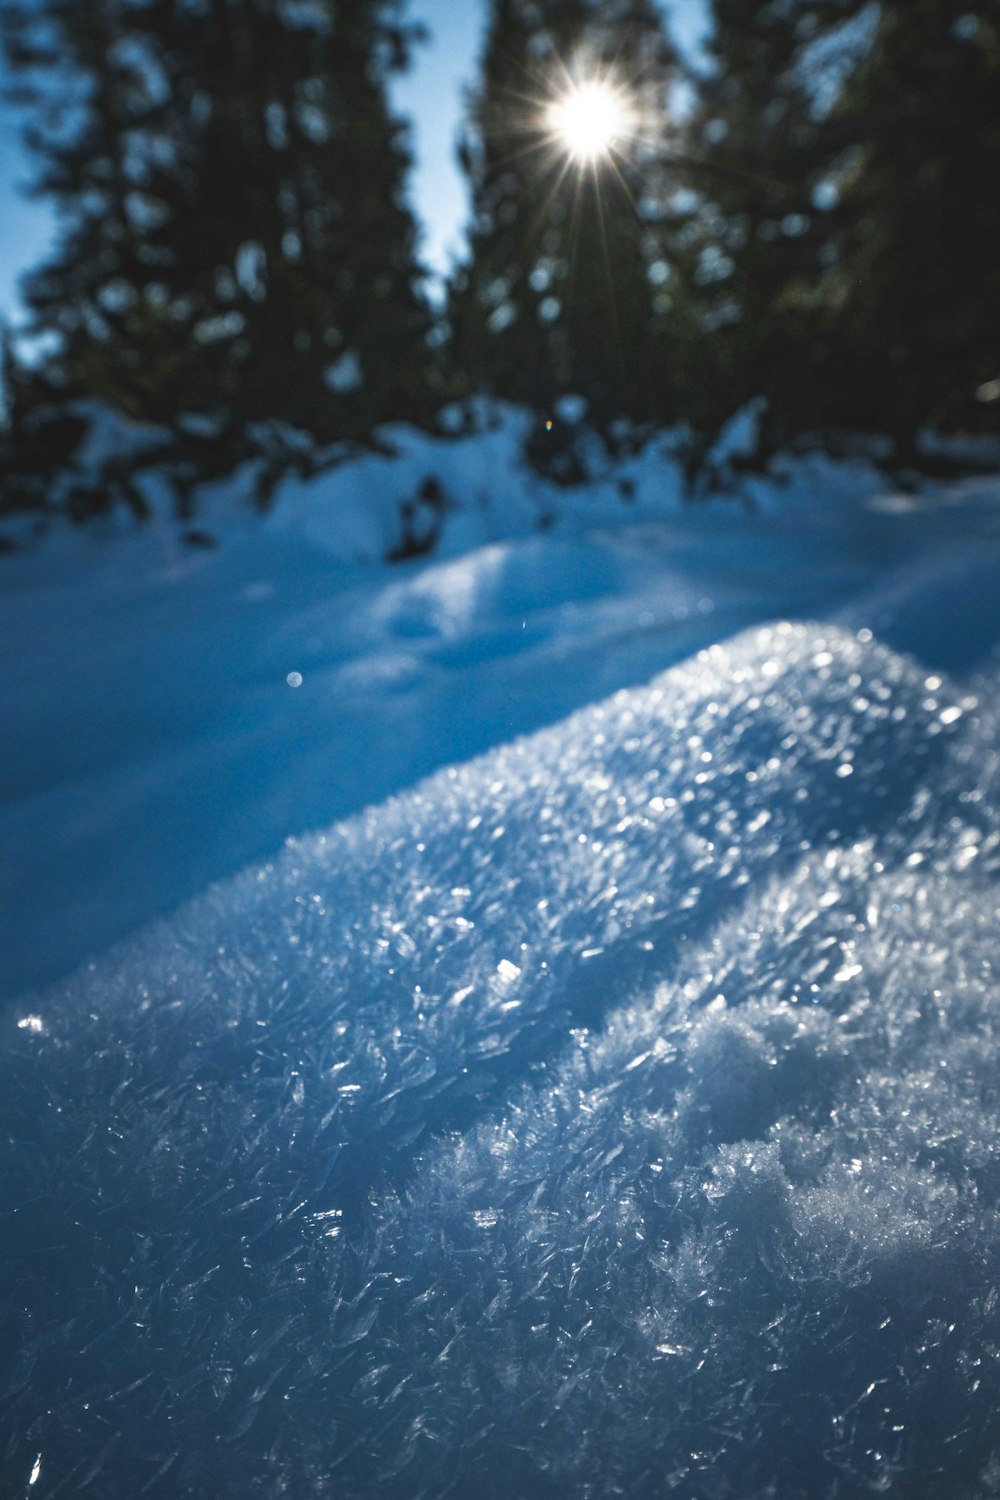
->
[3,622,1000,1497]
[3,427,998,1001]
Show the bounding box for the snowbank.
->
[4,421,998,1002]
[3,623,999,1496]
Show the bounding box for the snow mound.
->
[2,622,999,1497]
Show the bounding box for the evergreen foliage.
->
[2,0,1000,515]
[660,0,845,455]
[667,0,1000,464]
[447,0,681,447]
[820,0,1000,456]
[0,0,431,454]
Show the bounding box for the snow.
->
[324,349,364,394]
[2,417,998,1001]
[2,413,1000,1495]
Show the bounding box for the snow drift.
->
[2,622,999,1497]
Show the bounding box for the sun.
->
[546,79,633,164]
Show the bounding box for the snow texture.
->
[3,622,1000,1497]
[3,426,999,1002]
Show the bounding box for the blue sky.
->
[0,0,709,324]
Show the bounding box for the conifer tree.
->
[1,0,431,448]
[665,0,1000,462]
[820,0,1000,457]
[664,0,857,453]
[448,0,681,443]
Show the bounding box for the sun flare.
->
[546,80,632,164]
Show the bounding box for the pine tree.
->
[820,0,1000,457]
[1,0,431,451]
[664,0,859,455]
[448,0,681,446]
[665,0,1000,464]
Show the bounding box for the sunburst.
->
[545,77,635,165]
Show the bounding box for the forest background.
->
[0,0,998,527]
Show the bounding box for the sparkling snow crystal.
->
[2,623,999,1497]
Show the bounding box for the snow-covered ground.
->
[2,412,1000,1496]
[2,408,998,1000]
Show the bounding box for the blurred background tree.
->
[671,0,1000,465]
[0,0,432,448]
[2,0,999,512]
[446,0,682,455]
[817,0,1000,460]
[659,0,852,460]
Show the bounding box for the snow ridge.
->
[2,623,999,1497]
